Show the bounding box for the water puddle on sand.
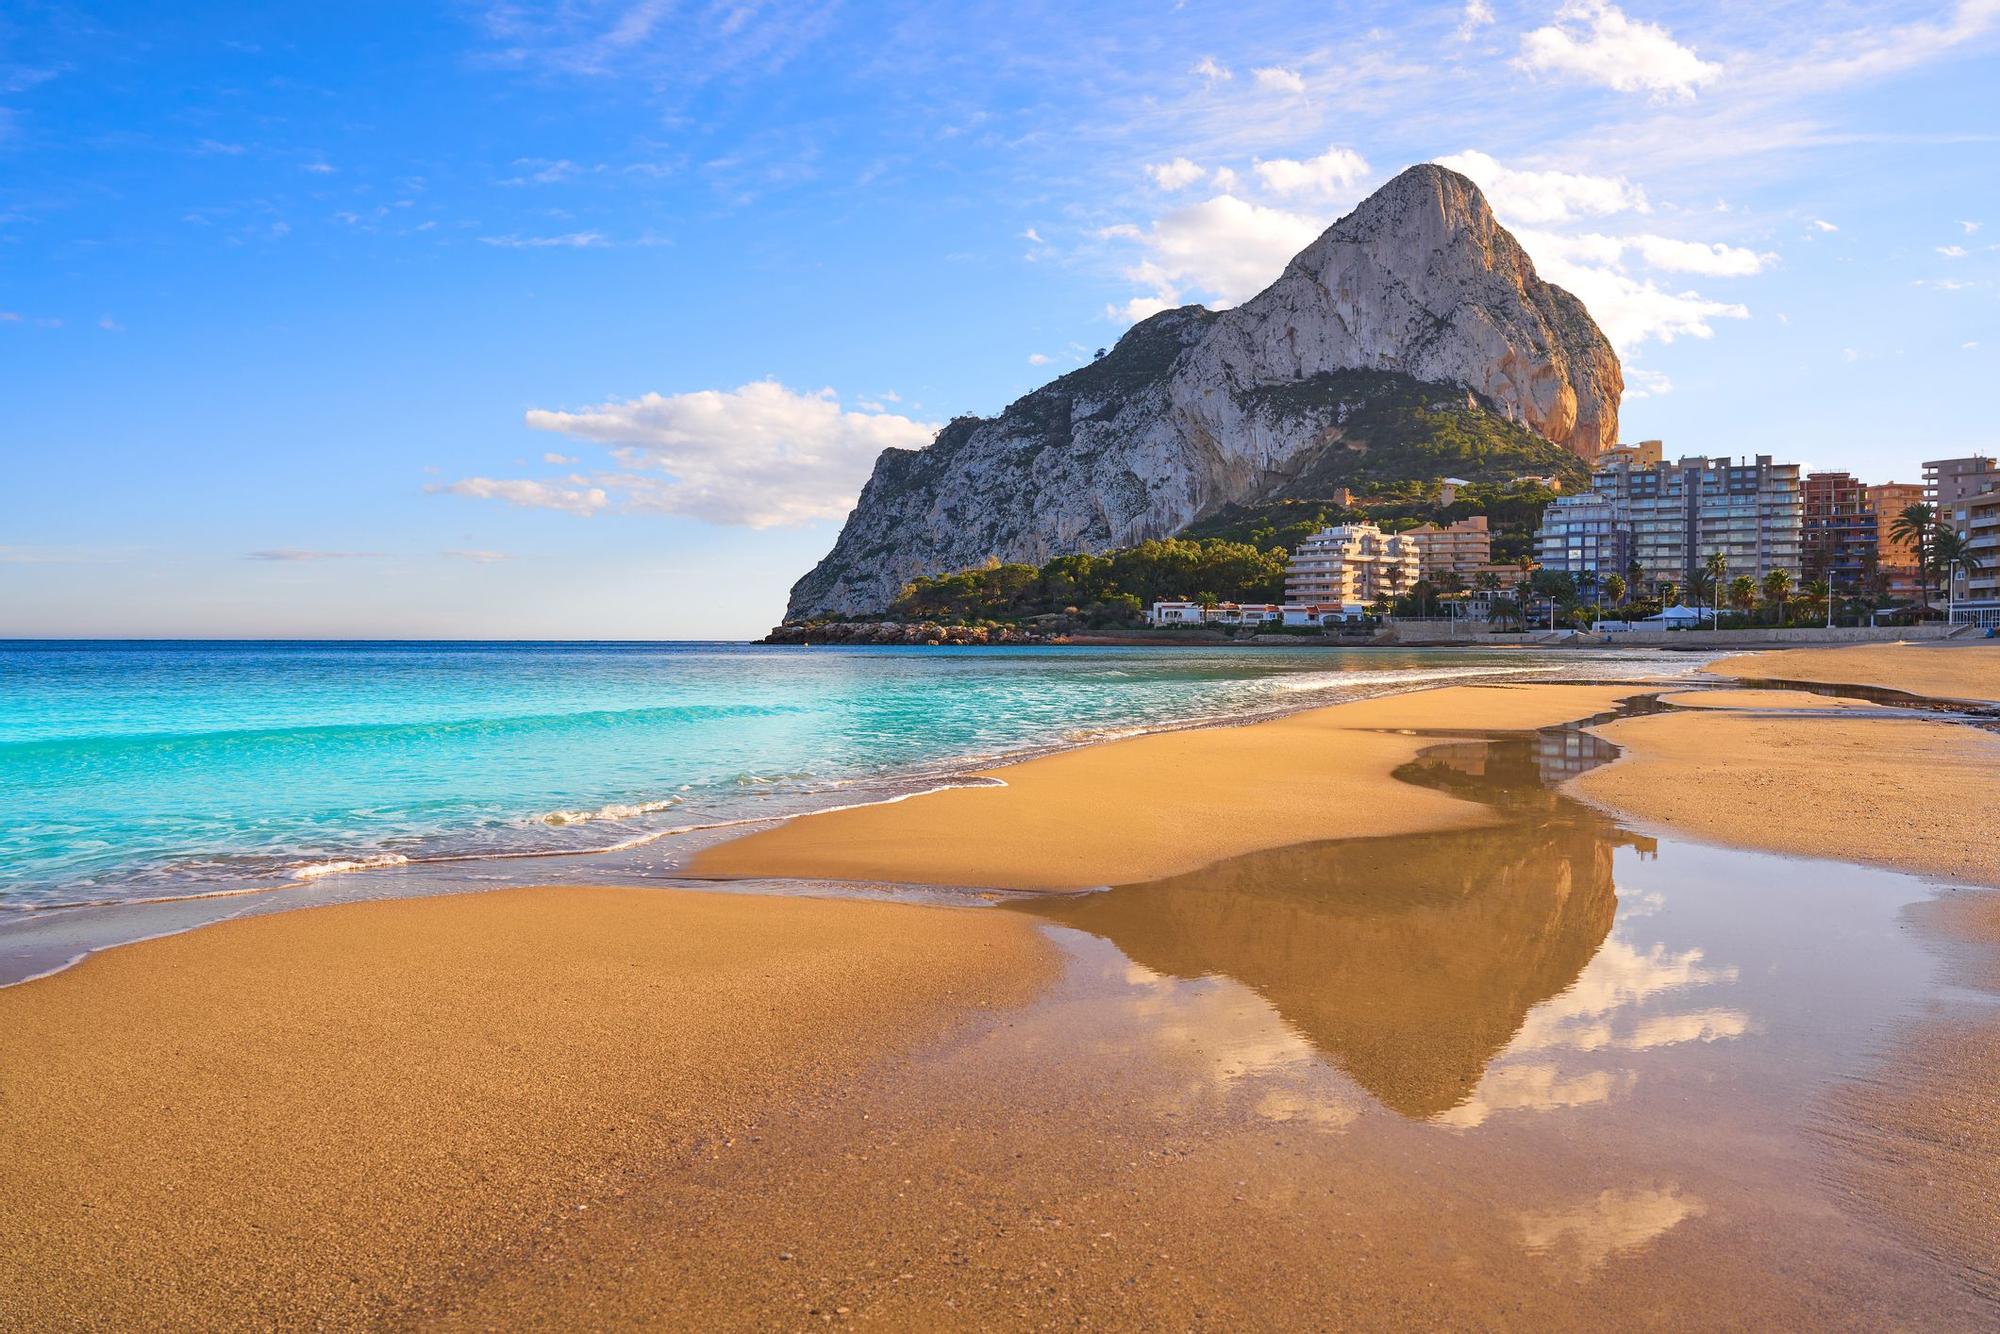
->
[430,706,1995,1328]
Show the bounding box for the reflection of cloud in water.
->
[1435,1065,1635,1129]
[1519,1185,1705,1274]
[1115,970,1363,1132]
[1507,938,1740,1056]
[1627,1008,1749,1050]
[1436,940,1748,1126]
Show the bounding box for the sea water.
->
[0,640,1687,913]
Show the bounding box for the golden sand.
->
[1655,687,1879,710]
[0,886,1053,1329]
[1569,708,2000,888]
[690,683,1648,891]
[1708,640,2000,703]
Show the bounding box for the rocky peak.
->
[783,163,1624,619]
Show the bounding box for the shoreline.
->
[0,648,1685,988]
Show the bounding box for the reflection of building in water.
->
[1533,727,1614,783]
[1019,735,1654,1119]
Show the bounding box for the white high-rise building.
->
[1284,524,1422,607]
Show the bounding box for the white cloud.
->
[1457,0,1496,41]
[1530,254,1750,349]
[1108,294,1178,324]
[1624,367,1673,398]
[505,381,938,527]
[1810,219,1839,233]
[244,548,387,561]
[1436,150,1649,224]
[1020,226,1044,244]
[443,549,510,563]
[541,451,577,464]
[1252,146,1370,199]
[1937,244,1969,258]
[196,138,246,155]
[303,161,336,175]
[1190,55,1232,83]
[1027,352,1052,365]
[1626,234,1774,276]
[1518,1,1720,100]
[1251,66,1306,95]
[1437,152,1757,349]
[1145,157,1206,191]
[97,315,124,332]
[479,232,609,249]
[1103,194,1325,322]
[432,477,610,516]
[1210,166,1240,191]
[1960,220,1983,234]
[1967,341,1982,350]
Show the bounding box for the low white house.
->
[1206,602,1282,625]
[1146,601,1208,626]
[1281,602,1369,626]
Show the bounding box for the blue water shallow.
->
[0,640,1678,909]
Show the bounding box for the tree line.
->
[888,538,1289,627]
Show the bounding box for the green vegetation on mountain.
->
[1182,369,1590,563]
[885,538,1287,629]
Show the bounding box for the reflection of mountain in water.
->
[1017,732,1657,1119]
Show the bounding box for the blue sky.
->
[4,1,1997,638]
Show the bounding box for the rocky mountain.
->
[787,163,1623,619]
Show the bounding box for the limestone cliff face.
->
[787,163,1622,619]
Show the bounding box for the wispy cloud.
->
[478,231,609,248]
[1250,66,1306,96]
[244,549,388,561]
[443,548,511,563]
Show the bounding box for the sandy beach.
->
[0,886,1052,1328]
[6,645,2000,1326]
[1707,640,2000,704]
[689,683,1648,890]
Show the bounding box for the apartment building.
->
[1532,489,1631,580]
[1404,516,1492,581]
[1535,453,1803,593]
[1867,481,1926,601]
[1924,454,1998,508]
[1801,472,1878,593]
[1284,523,1422,606]
[1928,455,2000,616]
[1960,490,2000,625]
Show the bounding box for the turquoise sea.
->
[0,640,1681,914]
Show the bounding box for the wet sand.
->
[0,885,1053,1328]
[1708,640,2000,704]
[1569,698,2000,889]
[690,683,1648,891]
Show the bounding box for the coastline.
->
[0,646,1674,988]
[5,638,1999,1323]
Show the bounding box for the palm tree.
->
[1892,503,1938,611]
[1603,573,1627,608]
[1704,551,1730,624]
[1761,569,1794,626]
[1933,527,1985,622]
[1728,575,1756,619]
[1804,577,1833,629]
